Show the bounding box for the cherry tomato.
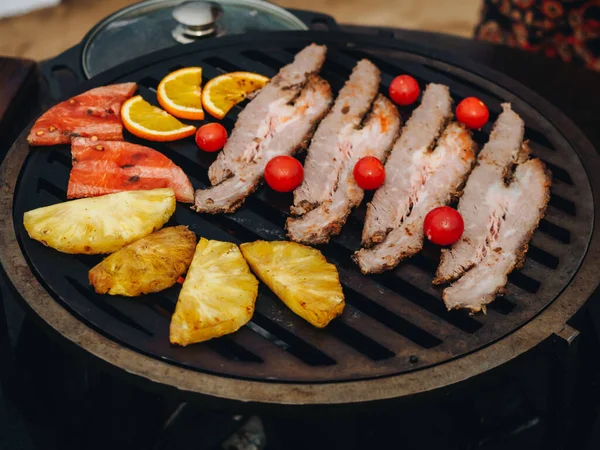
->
[423,206,464,246]
[177,276,185,284]
[389,75,420,106]
[264,156,304,192]
[195,123,227,152]
[456,97,489,129]
[353,156,386,190]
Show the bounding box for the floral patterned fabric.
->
[476,0,600,71]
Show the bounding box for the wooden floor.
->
[0,0,480,61]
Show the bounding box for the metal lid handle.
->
[172,1,223,43]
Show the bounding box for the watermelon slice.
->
[27,83,137,146]
[68,138,194,203]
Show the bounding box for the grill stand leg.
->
[585,297,600,450]
[0,287,17,402]
[543,324,580,450]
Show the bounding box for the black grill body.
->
[2,31,599,403]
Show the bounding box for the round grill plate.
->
[9,32,596,385]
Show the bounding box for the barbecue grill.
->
[0,31,598,407]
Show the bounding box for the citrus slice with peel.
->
[121,95,196,142]
[202,72,270,119]
[157,67,204,120]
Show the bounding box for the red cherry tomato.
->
[423,206,464,246]
[195,123,227,152]
[389,75,420,106]
[264,156,304,192]
[353,156,386,190]
[456,97,489,129]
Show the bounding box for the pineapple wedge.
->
[23,188,176,254]
[240,241,344,328]
[170,238,259,346]
[89,226,196,297]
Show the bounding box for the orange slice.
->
[202,72,270,119]
[121,95,196,142]
[157,67,204,120]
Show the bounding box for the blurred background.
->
[0,0,481,61]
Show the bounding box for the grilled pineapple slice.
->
[240,241,344,328]
[170,238,258,346]
[89,226,196,296]
[23,188,176,254]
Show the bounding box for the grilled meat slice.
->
[286,60,401,245]
[442,159,551,313]
[291,59,392,215]
[434,104,551,313]
[207,44,328,187]
[287,94,400,244]
[361,83,453,248]
[193,75,332,213]
[434,103,526,284]
[354,122,476,273]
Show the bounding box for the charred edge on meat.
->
[285,207,352,245]
[503,141,532,185]
[444,281,502,315]
[355,89,384,131]
[351,256,387,275]
[426,115,453,153]
[284,82,310,106]
[291,200,314,216]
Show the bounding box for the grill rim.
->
[1,30,599,405]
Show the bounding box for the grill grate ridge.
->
[240,50,291,72]
[372,273,483,333]
[508,272,541,293]
[487,297,517,315]
[66,276,154,336]
[343,287,442,348]
[549,194,576,216]
[204,56,244,74]
[543,161,573,185]
[327,320,395,361]
[138,76,159,90]
[538,219,571,244]
[246,321,291,351]
[205,337,263,363]
[526,245,560,269]
[251,313,337,366]
[37,178,66,200]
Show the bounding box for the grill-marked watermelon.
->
[28,83,137,146]
[68,138,194,203]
